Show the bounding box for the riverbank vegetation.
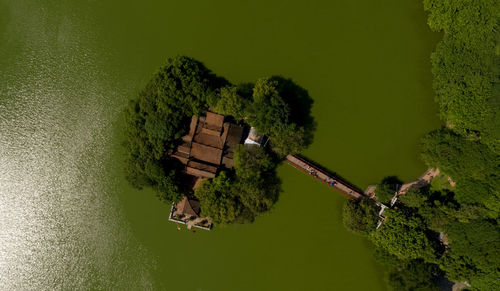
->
[124,56,314,224]
[343,1,499,290]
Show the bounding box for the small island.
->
[124,56,314,228]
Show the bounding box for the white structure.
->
[244,127,264,146]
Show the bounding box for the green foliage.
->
[430,174,454,192]
[269,123,308,157]
[399,187,427,209]
[424,0,499,46]
[233,145,274,180]
[342,199,379,236]
[247,77,313,156]
[421,129,500,216]
[195,172,241,224]
[424,0,499,148]
[375,176,402,204]
[371,208,436,261]
[419,4,500,286]
[194,146,281,224]
[441,220,500,289]
[213,86,247,120]
[387,260,442,291]
[398,187,457,232]
[374,249,442,291]
[233,145,280,215]
[248,78,290,132]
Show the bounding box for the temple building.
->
[170,111,244,178]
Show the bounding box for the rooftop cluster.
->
[171,112,244,178]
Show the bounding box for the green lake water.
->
[0,0,441,290]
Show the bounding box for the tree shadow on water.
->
[270,76,317,147]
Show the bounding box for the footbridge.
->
[285,154,366,199]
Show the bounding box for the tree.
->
[423,0,499,149]
[374,249,442,291]
[195,172,242,224]
[194,146,282,224]
[342,198,379,236]
[233,145,280,215]
[375,176,402,204]
[441,219,500,290]
[247,77,312,156]
[387,260,442,291]
[269,123,307,156]
[213,86,247,120]
[399,187,427,209]
[421,129,500,216]
[370,208,437,261]
[248,78,290,135]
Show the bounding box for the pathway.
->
[285,154,365,199]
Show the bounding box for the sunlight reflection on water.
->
[0,1,154,289]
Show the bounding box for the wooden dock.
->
[286,154,366,199]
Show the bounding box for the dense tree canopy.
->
[416,2,499,287]
[362,172,499,289]
[213,85,248,120]
[375,176,402,204]
[374,249,442,291]
[398,187,428,209]
[194,146,281,224]
[387,260,442,291]
[342,198,379,235]
[424,0,499,149]
[233,145,280,215]
[247,77,313,156]
[370,208,437,261]
[421,129,500,216]
[400,187,459,233]
[195,172,242,224]
[441,219,500,290]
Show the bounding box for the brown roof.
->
[193,121,229,149]
[190,142,223,165]
[178,143,191,154]
[187,160,217,173]
[220,122,229,146]
[175,197,198,217]
[186,160,217,178]
[193,132,223,148]
[182,116,199,143]
[222,156,234,168]
[189,199,201,214]
[169,112,244,177]
[206,112,224,129]
[226,124,243,149]
[171,151,189,164]
[186,166,216,178]
[193,177,206,189]
[202,127,221,136]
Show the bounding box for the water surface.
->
[0,1,440,290]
